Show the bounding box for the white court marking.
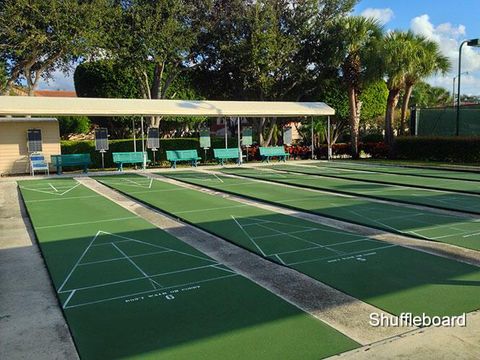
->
[228,216,392,265]
[59,231,237,309]
[20,182,81,196]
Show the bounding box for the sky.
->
[39,0,480,95]
[354,0,480,95]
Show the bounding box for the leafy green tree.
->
[410,82,452,108]
[381,31,417,147]
[194,0,356,145]
[74,60,205,138]
[399,35,450,134]
[105,0,209,127]
[331,16,383,158]
[0,0,107,95]
[58,116,91,139]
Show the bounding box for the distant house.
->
[0,118,60,175]
[10,86,76,98]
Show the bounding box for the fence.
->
[413,105,480,136]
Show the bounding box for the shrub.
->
[58,116,91,139]
[394,136,480,163]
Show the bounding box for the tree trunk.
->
[257,117,266,146]
[400,84,414,136]
[385,89,400,149]
[264,118,277,146]
[347,85,361,159]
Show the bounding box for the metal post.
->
[225,118,229,148]
[141,116,146,169]
[452,77,456,107]
[456,41,467,136]
[310,117,314,159]
[133,118,137,152]
[327,116,331,161]
[237,117,242,164]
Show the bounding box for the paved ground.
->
[0,181,78,360]
[2,166,480,359]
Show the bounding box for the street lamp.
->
[456,38,480,136]
[453,71,468,107]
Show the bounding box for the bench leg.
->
[172,161,176,169]
[56,166,62,175]
[83,165,88,173]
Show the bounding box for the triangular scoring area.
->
[20,182,81,196]
[58,231,235,309]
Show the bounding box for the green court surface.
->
[322,161,480,182]
[276,163,480,195]
[96,174,480,318]
[163,171,480,251]
[223,166,480,215]
[18,178,358,359]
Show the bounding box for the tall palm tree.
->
[399,36,450,134]
[334,16,383,159]
[381,31,419,147]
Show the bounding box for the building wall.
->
[0,121,61,175]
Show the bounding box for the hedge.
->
[61,137,239,168]
[394,136,480,163]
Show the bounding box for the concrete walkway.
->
[0,182,78,360]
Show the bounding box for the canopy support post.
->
[237,117,242,164]
[311,117,314,160]
[141,116,146,169]
[224,118,228,149]
[327,116,332,161]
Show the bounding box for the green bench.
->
[51,154,92,175]
[259,146,289,162]
[213,148,243,165]
[166,149,201,169]
[113,152,149,171]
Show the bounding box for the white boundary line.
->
[63,274,238,309]
[36,216,140,230]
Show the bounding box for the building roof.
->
[34,90,77,98]
[0,97,335,117]
[0,117,58,123]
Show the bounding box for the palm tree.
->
[381,31,419,147]
[334,16,383,159]
[399,36,450,134]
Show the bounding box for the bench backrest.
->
[112,152,146,163]
[213,148,240,158]
[259,146,287,156]
[51,153,91,166]
[166,149,198,161]
[30,153,48,169]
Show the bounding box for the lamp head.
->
[467,38,480,47]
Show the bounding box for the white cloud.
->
[38,69,75,91]
[360,8,394,25]
[410,14,480,95]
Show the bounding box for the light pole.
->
[453,72,468,107]
[456,38,480,136]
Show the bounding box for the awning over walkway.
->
[0,96,335,117]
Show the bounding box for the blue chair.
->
[30,153,50,176]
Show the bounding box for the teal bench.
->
[113,152,149,171]
[51,154,91,174]
[259,146,289,162]
[213,148,243,165]
[166,150,201,169]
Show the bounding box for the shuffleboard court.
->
[321,161,480,182]
[19,178,359,359]
[163,171,480,251]
[300,163,480,194]
[97,174,480,317]
[222,166,480,215]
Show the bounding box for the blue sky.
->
[354,0,480,95]
[40,1,480,95]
